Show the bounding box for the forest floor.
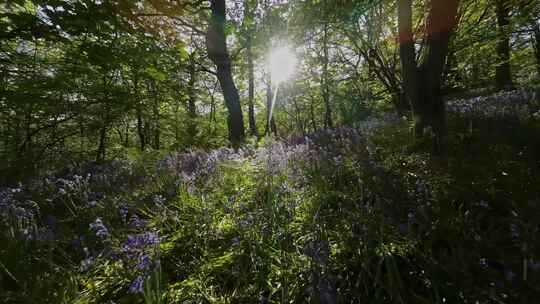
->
[2,89,540,303]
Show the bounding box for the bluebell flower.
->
[80,257,94,271]
[128,215,146,229]
[89,218,109,239]
[121,232,159,259]
[118,204,129,220]
[137,253,152,270]
[129,275,146,294]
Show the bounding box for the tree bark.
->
[398,0,459,144]
[398,0,419,114]
[206,0,245,147]
[310,94,318,132]
[533,23,540,77]
[124,122,129,147]
[96,126,107,162]
[187,53,198,144]
[133,72,146,151]
[148,79,160,150]
[495,0,514,90]
[322,23,333,129]
[246,33,259,137]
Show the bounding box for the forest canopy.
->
[2,0,537,176]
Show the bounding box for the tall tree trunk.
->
[310,94,318,132]
[136,104,145,151]
[398,0,421,127]
[495,0,513,90]
[133,73,146,151]
[209,87,217,137]
[149,79,160,150]
[533,23,540,78]
[292,96,305,136]
[322,23,333,129]
[246,33,258,137]
[96,126,107,162]
[398,0,459,144]
[206,0,245,147]
[187,53,198,144]
[174,98,180,149]
[124,122,129,147]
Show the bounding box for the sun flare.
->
[268,46,297,84]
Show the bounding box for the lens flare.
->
[269,46,297,84]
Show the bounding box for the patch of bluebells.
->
[86,160,136,190]
[120,232,159,262]
[0,159,150,246]
[446,89,539,120]
[119,232,161,293]
[157,148,236,194]
[153,118,395,198]
[0,187,37,230]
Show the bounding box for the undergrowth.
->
[1,113,540,303]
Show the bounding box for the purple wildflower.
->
[89,218,109,239]
[129,275,146,294]
[137,254,152,270]
[119,205,129,220]
[128,215,146,229]
[80,257,95,271]
[121,232,159,259]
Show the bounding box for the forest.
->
[1,0,540,303]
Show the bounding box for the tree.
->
[242,0,259,138]
[322,22,333,129]
[398,0,460,142]
[495,0,514,89]
[206,0,245,147]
